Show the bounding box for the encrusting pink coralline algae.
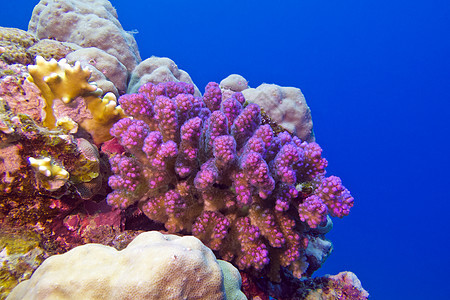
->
[105,80,354,280]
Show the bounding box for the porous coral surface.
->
[106,81,354,281]
[127,56,201,95]
[0,27,37,65]
[6,231,246,300]
[28,0,141,71]
[242,82,315,143]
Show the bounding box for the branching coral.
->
[27,56,125,143]
[28,156,69,191]
[106,81,354,281]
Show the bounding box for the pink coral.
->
[106,81,354,280]
[315,175,354,218]
[298,195,328,228]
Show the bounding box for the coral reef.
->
[0,61,45,122]
[241,267,369,300]
[1,55,125,145]
[27,39,77,62]
[0,27,77,66]
[220,74,249,101]
[220,74,249,93]
[28,0,141,72]
[219,74,315,142]
[305,271,369,300]
[106,81,354,281]
[7,231,247,300]
[0,0,366,298]
[27,156,70,191]
[39,197,139,256]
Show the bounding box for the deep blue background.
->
[2,1,450,299]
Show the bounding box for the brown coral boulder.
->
[0,27,38,65]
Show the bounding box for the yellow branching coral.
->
[81,92,126,143]
[27,56,96,129]
[28,156,69,191]
[56,116,78,133]
[27,56,125,143]
[85,92,124,124]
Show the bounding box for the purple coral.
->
[273,143,303,184]
[117,120,150,151]
[106,155,142,209]
[194,159,219,190]
[203,82,222,111]
[240,151,275,199]
[119,93,154,122]
[202,110,229,155]
[298,195,328,228]
[107,81,354,280]
[175,117,203,177]
[192,211,230,250]
[221,94,243,129]
[295,141,328,181]
[154,95,178,142]
[234,217,270,270]
[213,135,236,169]
[315,176,354,218]
[231,103,261,149]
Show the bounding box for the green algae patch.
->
[0,229,47,299]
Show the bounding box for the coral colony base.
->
[0,0,369,299]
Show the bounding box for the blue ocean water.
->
[2,0,450,299]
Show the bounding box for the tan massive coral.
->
[0,27,37,65]
[242,82,315,142]
[28,0,141,72]
[27,39,77,62]
[7,231,247,300]
[128,56,201,96]
[0,26,78,66]
[219,75,315,142]
[219,74,249,101]
[66,47,129,95]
